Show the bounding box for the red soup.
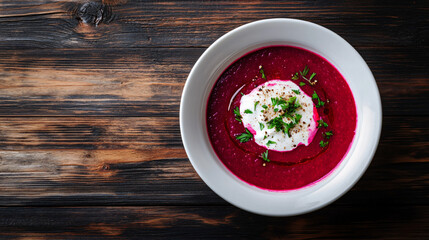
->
[206,46,357,190]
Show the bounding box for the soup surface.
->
[206,46,357,190]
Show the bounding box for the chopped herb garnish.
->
[291,72,299,80]
[262,104,268,109]
[244,109,253,114]
[254,101,259,111]
[324,131,333,139]
[299,82,306,86]
[236,128,253,143]
[292,89,300,95]
[264,96,303,137]
[259,122,265,130]
[267,140,276,146]
[300,65,309,77]
[263,135,267,140]
[312,91,325,108]
[317,119,328,128]
[271,97,280,106]
[259,65,266,80]
[312,91,318,99]
[260,150,270,162]
[309,72,316,81]
[293,65,317,85]
[294,114,302,123]
[319,140,329,148]
[240,92,245,96]
[233,106,242,123]
[267,116,286,131]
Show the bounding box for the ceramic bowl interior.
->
[180,18,382,216]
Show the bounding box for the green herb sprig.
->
[291,72,299,80]
[259,65,266,80]
[319,140,329,148]
[254,101,259,111]
[317,119,328,128]
[319,131,333,148]
[233,106,242,122]
[236,128,253,143]
[312,91,325,108]
[292,65,317,85]
[261,150,270,162]
[324,131,333,139]
[266,140,276,147]
[292,89,300,95]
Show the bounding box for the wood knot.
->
[102,164,110,170]
[76,1,113,26]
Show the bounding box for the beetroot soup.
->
[206,46,357,190]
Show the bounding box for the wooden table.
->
[0,1,427,238]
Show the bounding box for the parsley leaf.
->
[309,72,316,81]
[233,106,242,123]
[259,122,265,130]
[254,101,259,111]
[300,65,309,77]
[236,128,253,143]
[319,140,329,148]
[260,150,270,162]
[317,119,328,128]
[267,116,286,132]
[244,109,253,114]
[240,92,244,96]
[292,89,300,95]
[324,131,333,139]
[271,97,278,106]
[312,91,325,108]
[312,91,318,99]
[267,140,276,146]
[299,82,306,86]
[262,104,268,109]
[259,65,266,80]
[291,72,299,80]
[294,114,302,123]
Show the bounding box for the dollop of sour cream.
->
[240,80,319,151]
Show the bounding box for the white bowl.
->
[180,18,382,216]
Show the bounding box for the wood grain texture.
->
[0,206,427,239]
[0,116,426,206]
[0,1,427,49]
[0,48,428,116]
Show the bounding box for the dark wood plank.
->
[0,117,182,150]
[0,116,426,206]
[0,1,427,49]
[0,48,427,117]
[0,206,427,239]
